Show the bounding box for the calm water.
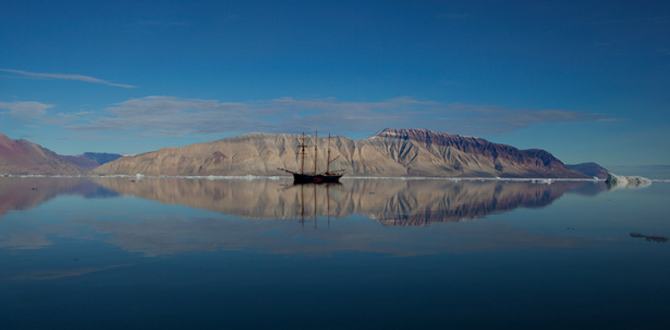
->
[1,177,668,329]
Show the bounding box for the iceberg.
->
[605,173,651,190]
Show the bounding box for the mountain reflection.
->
[91,177,606,226]
[0,177,119,217]
[0,177,605,258]
[0,177,606,226]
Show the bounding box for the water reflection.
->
[90,177,606,226]
[287,182,341,229]
[0,177,605,257]
[0,177,119,217]
[0,177,607,225]
[1,177,667,330]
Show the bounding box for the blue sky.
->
[1,0,669,167]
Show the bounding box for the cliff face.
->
[90,129,592,178]
[362,128,581,177]
[0,133,84,175]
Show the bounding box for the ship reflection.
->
[288,182,342,229]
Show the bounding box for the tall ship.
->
[279,132,344,183]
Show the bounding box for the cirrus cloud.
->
[0,68,138,88]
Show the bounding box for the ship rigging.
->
[279,132,344,183]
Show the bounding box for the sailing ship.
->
[279,132,344,183]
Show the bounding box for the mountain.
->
[60,152,124,171]
[362,128,582,177]
[60,155,99,171]
[91,128,597,178]
[0,133,84,175]
[565,162,609,179]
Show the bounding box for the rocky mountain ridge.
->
[91,128,601,178]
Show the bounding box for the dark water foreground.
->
[1,177,668,329]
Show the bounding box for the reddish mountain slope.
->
[0,133,84,175]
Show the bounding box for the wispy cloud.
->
[0,101,55,120]
[0,68,138,88]
[64,96,615,138]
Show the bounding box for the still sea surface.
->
[1,177,668,329]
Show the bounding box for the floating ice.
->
[605,173,651,190]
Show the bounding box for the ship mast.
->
[314,131,318,175]
[327,134,331,174]
[300,132,306,175]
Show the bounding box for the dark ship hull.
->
[292,173,342,183]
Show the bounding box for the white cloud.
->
[0,101,55,120]
[64,96,615,138]
[0,68,138,88]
